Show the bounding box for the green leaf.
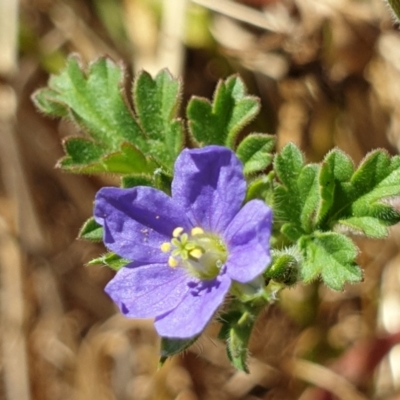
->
[299,232,362,290]
[274,143,304,188]
[79,217,103,242]
[236,134,275,175]
[351,150,391,195]
[159,336,199,366]
[32,58,185,174]
[95,143,156,174]
[33,87,69,117]
[88,252,130,271]
[59,141,156,174]
[281,224,304,242]
[218,309,258,372]
[59,137,105,167]
[351,152,400,222]
[317,149,400,233]
[338,216,388,238]
[273,143,320,240]
[187,75,260,148]
[133,70,184,168]
[245,171,275,203]
[33,56,145,151]
[316,149,354,224]
[298,164,320,232]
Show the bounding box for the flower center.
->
[161,226,228,279]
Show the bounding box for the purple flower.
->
[94,146,272,339]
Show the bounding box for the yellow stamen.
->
[172,227,184,238]
[168,256,178,268]
[191,227,204,236]
[189,248,203,259]
[160,242,171,253]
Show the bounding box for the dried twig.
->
[0,0,18,77]
[191,0,293,33]
[0,218,31,400]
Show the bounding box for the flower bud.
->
[266,250,300,286]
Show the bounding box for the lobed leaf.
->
[187,75,260,148]
[60,137,105,167]
[317,149,400,237]
[337,216,388,238]
[298,164,320,232]
[273,143,320,240]
[299,232,362,290]
[273,145,400,289]
[133,70,184,168]
[316,149,354,224]
[245,171,275,203]
[32,57,184,174]
[33,87,69,117]
[274,143,304,188]
[33,56,145,150]
[236,134,275,175]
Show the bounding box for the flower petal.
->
[94,187,190,262]
[154,273,231,338]
[224,200,272,283]
[105,263,192,318]
[172,146,246,234]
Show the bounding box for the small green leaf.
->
[338,216,388,238]
[298,164,320,232]
[33,87,69,117]
[133,70,184,168]
[325,148,354,181]
[318,149,400,232]
[299,232,362,290]
[59,141,155,174]
[59,137,105,167]
[33,56,145,150]
[79,217,103,242]
[88,252,130,271]
[351,153,400,220]
[219,309,258,372]
[273,143,320,240]
[351,150,391,195]
[317,149,354,224]
[245,171,275,203]
[365,203,400,225]
[236,134,275,175]
[96,143,156,174]
[33,57,186,175]
[274,143,304,188]
[187,75,260,148]
[159,336,199,366]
